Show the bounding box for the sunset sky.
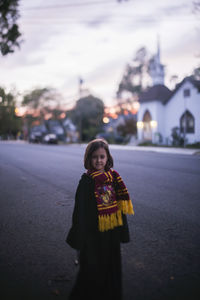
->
[0,0,199,108]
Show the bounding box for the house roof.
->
[170,76,200,98]
[138,76,200,105]
[139,84,172,104]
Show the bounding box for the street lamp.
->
[137,121,144,129]
[150,120,157,128]
[103,117,109,124]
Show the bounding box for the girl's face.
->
[91,147,108,172]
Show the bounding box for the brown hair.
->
[84,138,113,171]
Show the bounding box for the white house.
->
[137,43,200,145]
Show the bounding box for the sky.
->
[0,0,199,108]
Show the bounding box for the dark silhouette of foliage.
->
[71,95,104,141]
[117,47,150,98]
[0,0,22,55]
[0,86,22,138]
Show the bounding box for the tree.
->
[22,87,63,132]
[22,88,61,116]
[117,47,150,99]
[117,118,137,137]
[23,88,50,110]
[0,0,22,56]
[71,95,104,142]
[0,86,22,138]
[193,65,200,80]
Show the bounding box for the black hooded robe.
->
[66,173,130,300]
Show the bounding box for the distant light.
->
[103,117,109,124]
[150,120,157,128]
[131,109,137,115]
[15,107,19,115]
[15,107,26,117]
[137,121,144,129]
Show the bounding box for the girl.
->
[66,138,134,300]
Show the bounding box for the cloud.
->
[0,0,199,106]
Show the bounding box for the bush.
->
[186,142,200,149]
[138,142,154,146]
[171,127,185,146]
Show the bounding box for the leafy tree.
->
[23,88,51,110]
[193,66,200,80]
[117,47,150,99]
[0,86,22,138]
[71,95,104,142]
[22,87,64,134]
[117,117,137,137]
[22,87,61,117]
[0,0,22,56]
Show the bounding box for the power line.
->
[21,0,125,11]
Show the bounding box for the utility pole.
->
[78,77,83,142]
[79,77,83,98]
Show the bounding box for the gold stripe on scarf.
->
[98,203,118,211]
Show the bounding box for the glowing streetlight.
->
[15,107,19,115]
[103,117,109,124]
[150,120,158,128]
[137,121,144,129]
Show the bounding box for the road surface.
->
[0,142,200,299]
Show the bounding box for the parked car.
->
[29,128,43,143]
[46,120,65,141]
[29,132,42,143]
[42,133,58,144]
[29,125,48,143]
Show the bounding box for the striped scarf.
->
[87,169,134,232]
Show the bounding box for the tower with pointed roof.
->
[148,37,165,86]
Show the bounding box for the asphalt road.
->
[0,142,200,300]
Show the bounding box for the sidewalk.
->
[109,144,199,155]
[1,140,199,155]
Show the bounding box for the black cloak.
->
[66,173,130,300]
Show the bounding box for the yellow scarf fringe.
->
[98,200,134,232]
[118,199,134,215]
[98,210,122,232]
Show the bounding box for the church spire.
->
[149,36,165,86]
[157,34,160,62]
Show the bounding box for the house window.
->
[180,110,195,133]
[183,89,190,97]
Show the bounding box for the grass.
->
[138,142,200,149]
